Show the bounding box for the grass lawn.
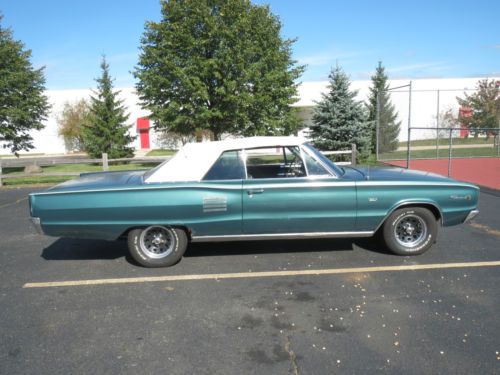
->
[146,149,177,156]
[380,146,499,160]
[399,137,495,147]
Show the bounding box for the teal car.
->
[29,137,479,267]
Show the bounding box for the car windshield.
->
[302,143,344,177]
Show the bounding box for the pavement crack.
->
[469,222,500,237]
[285,335,299,375]
[0,196,28,209]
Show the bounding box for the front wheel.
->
[382,207,438,256]
[127,226,188,267]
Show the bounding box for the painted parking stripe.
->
[22,261,500,289]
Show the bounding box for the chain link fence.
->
[376,84,500,171]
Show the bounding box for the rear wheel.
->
[127,226,188,267]
[382,207,437,255]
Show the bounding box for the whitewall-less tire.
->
[127,226,188,267]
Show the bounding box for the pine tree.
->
[134,0,304,140]
[366,61,401,153]
[83,57,135,158]
[309,65,371,157]
[0,15,49,154]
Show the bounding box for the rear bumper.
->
[463,209,479,223]
[29,217,44,235]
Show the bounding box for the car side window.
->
[302,150,331,176]
[245,146,307,179]
[203,150,246,180]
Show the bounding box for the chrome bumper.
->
[464,209,479,223]
[29,217,44,235]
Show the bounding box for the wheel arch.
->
[374,201,443,233]
[118,225,191,240]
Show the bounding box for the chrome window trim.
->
[300,145,338,178]
[191,230,374,242]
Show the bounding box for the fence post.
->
[0,159,3,187]
[406,127,411,169]
[497,130,500,157]
[102,153,109,171]
[406,81,412,169]
[351,144,357,166]
[376,91,380,161]
[447,128,453,177]
[436,89,440,159]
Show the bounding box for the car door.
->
[242,146,357,235]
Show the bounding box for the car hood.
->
[344,166,458,183]
[46,170,145,193]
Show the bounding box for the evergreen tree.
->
[83,57,135,158]
[366,61,401,153]
[309,66,371,157]
[134,0,304,140]
[0,15,49,154]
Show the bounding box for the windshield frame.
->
[301,143,344,178]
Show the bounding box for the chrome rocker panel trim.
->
[191,231,374,243]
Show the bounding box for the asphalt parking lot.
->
[0,187,499,374]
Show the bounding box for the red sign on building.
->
[136,117,150,149]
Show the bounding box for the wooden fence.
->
[0,145,357,186]
[0,153,166,186]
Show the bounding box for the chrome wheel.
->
[393,214,427,248]
[139,226,175,259]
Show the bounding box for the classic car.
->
[29,136,479,267]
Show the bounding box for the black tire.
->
[127,226,188,267]
[382,207,438,256]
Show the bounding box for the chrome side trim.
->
[30,180,478,196]
[373,201,444,233]
[29,217,44,235]
[463,209,479,223]
[191,231,374,242]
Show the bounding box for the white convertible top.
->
[144,136,306,183]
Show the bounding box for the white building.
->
[2,77,497,155]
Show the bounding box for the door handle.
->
[247,188,264,196]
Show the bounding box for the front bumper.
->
[464,209,479,223]
[29,217,44,235]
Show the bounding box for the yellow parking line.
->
[23,260,500,289]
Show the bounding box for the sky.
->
[1,0,499,90]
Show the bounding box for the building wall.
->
[295,77,499,141]
[1,77,497,155]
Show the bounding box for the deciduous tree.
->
[134,0,304,140]
[457,79,499,134]
[57,99,90,152]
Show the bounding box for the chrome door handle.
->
[247,188,264,196]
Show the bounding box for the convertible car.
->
[29,136,479,267]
